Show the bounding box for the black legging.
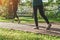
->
[33,4,50,27]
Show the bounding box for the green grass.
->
[0,17,60,24]
[0,17,11,22]
[0,28,60,40]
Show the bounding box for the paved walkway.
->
[0,22,60,36]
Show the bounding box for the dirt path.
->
[0,22,60,36]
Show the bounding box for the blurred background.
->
[0,0,60,23]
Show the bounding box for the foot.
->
[46,24,51,30]
[34,26,39,29]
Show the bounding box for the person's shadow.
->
[22,23,60,35]
[28,24,60,35]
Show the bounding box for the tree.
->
[7,0,20,19]
[0,0,2,5]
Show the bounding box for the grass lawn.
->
[0,28,60,40]
[0,17,60,24]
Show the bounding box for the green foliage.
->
[0,0,60,22]
[56,0,60,4]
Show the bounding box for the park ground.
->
[0,17,60,40]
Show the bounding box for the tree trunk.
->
[7,0,14,19]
